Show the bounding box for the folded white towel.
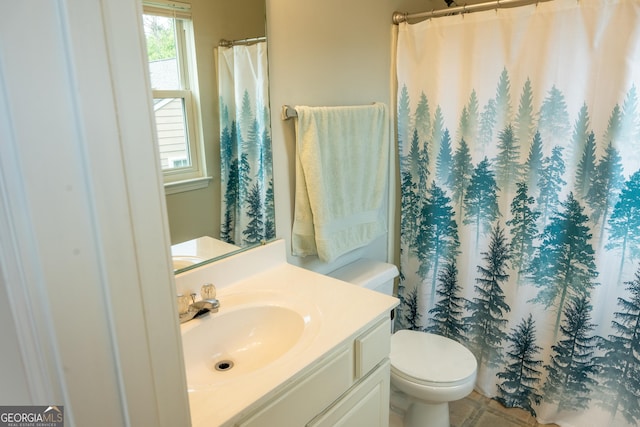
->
[292,103,389,262]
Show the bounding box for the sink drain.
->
[215,360,234,372]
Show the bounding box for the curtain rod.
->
[392,0,551,24]
[218,36,266,47]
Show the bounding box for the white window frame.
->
[143,1,210,193]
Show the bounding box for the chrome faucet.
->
[189,293,220,312]
[178,284,220,324]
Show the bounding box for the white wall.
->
[267,0,433,274]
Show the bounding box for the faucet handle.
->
[201,283,216,299]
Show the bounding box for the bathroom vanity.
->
[238,317,392,427]
[174,240,398,426]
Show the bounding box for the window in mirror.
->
[143,1,206,186]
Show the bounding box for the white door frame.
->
[0,1,190,425]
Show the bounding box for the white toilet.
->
[329,259,477,427]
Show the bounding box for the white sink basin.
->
[180,291,320,391]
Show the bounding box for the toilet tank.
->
[328,259,399,296]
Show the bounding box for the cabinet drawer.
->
[354,317,391,379]
[239,346,353,427]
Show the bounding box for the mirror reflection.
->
[217,37,275,247]
[141,0,274,273]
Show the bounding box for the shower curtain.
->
[218,41,274,246]
[395,0,640,425]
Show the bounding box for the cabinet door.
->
[308,360,390,427]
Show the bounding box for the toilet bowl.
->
[390,329,477,427]
[328,259,478,427]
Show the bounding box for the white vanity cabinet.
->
[176,240,398,426]
[237,316,392,427]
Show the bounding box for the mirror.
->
[144,0,274,273]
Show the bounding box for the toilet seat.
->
[390,330,477,387]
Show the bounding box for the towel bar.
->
[281,103,379,121]
[281,105,297,120]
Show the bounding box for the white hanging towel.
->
[292,102,389,262]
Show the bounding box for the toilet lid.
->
[390,330,477,386]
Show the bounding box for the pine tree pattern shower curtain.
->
[218,41,275,246]
[395,0,640,424]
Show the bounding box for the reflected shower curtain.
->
[395,0,640,425]
[218,41,274,246]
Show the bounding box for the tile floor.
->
[449,391,559,427]
[391,391,560,427]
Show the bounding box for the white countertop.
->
[176,240,398,427]
[171,236,241,268]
